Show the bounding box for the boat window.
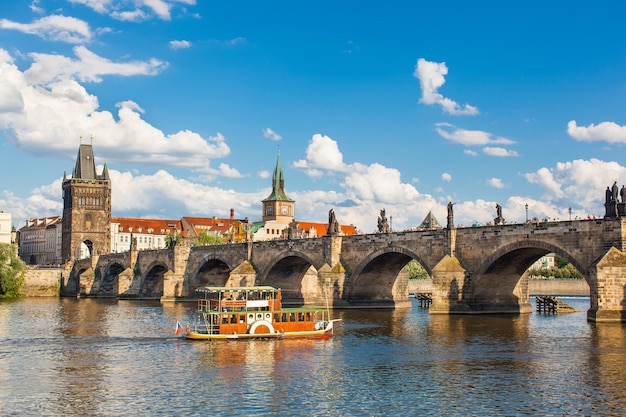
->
[239,315,245,324]
[274,313,280,322]
[222,315,228,324]
[306,312,312,321]
[230,314,237,324]
[281,312,287,322]
[298,312,305,322]
[289,312,296,322]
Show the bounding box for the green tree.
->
[405,259,430,280]
[165,233,183,248]
[193,231,223,246]
[0,243,26,298]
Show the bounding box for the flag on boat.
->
[175,321,183,337]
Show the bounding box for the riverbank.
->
[408,278,590,296]
[23,268,591,298]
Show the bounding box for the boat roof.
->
[195,286,278,293]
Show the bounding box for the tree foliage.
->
[405,259,430,280]
[164,233,183,248]
[193,231,223,246]
[0,243,26,298]
[529,262,583,280]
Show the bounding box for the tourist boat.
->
[184,286,340,340]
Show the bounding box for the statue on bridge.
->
[377,209,390,233]
[605,181,625,218]
[447,201,455,230]
[494,203,505,225]
[327,209,340,236]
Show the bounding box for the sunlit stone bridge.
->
[64,217,626,322]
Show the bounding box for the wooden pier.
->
[535,295,578,314]
[414,293,432,309]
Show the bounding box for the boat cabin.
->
[193,286,329,336]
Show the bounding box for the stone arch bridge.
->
[64,217,626,322]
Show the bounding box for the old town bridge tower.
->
[61,143,111,263]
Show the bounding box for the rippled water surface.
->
[1,297,625,416]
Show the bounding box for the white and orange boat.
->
[184,286,340,340]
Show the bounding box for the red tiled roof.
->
[111,218,181,235]
[296,221,358,237]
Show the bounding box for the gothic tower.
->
[262,153,295,223]
[61,143,111,263]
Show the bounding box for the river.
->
[0,297,624,416]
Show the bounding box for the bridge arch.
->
[189,257,233,293]
[349,246,427,305]
[468,240,588,311]
[260,250,321,306]
[99,262,126,297]
[140,261,169,299]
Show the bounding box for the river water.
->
[0,297,624,416]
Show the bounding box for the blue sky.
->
[1,0,626,232]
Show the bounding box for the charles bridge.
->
[63,217,626,322]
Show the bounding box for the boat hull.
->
[185,320,339,341]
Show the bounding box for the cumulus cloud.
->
[263,128,282,141]
[169,40,191,49]
[0,14,92,43]
[0,47,229,173]
[413,58,479,116]
[525,158,626,210]
[487,177,505,189]
[293,133,423,214]
[464,149,478,156]
[441,172,452,182]
[293,134,346,173]
[567,120,626,144]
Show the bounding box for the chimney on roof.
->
[230,208,234,219]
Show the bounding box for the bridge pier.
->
[430,255,471,314]
[587,247,626,322]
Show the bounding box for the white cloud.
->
[413,58,479,116]
[483,147,519,157]
[258,170,270,179]
[24,46,167,85]
[487,177,504,188]
[567,120,626,144]
[435,123,515,146]
[525,158,626,210]
[464,149,478,156]
[441,172,452,182]
[70,0,197,21]
[263,128,282,141]
[0,47,230,174]
[293,134,346,173]
[169,40,191,49]
[0,14,92,43]
[293,134,422,209]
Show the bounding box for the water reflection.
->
[1,297,625,416]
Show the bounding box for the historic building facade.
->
[61,144,112,263]
[17,216,62,264]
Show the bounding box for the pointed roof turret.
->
[70,143,108,181]
[419,211,442,229]
[262,152,294,202]
[102,162,110,181]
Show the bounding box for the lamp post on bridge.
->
[569,207,572,221]
[525,203,528,223]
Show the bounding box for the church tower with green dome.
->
[262,153,295,223]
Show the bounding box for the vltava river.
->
[0,297,624,416]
